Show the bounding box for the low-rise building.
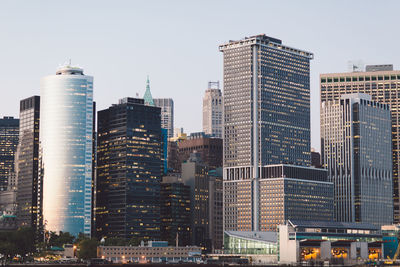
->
[279,220,383,264]
[97,242,202,263]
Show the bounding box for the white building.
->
[202,82,222,138]
[40,65,93,236]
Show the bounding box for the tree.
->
[0,227,35,262]
[48,231,75,248]
[78,238,98,260]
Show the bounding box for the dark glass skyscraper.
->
[16,96,41,229]
[160,176,191,246]
[0,117,19,191]
[96,97,162,240]
[220,34,313,231]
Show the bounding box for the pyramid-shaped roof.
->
[143,76,154,106]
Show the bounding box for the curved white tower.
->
[40,65,93,236]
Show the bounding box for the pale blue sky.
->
[1,0,399,152]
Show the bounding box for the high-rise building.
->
[154,98,174,139]
[96,97,162,241]
[321,93,393,226]
[220,34,313,231]
[203,82,223,138]
[181,153,223,251]
[16,96,41,229]
[40,65,93,236]
[0,117,19,191]
[320,65,400,222]
[160,176,191,246]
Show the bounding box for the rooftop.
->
[225,231,277,243]
[289,219,379,231]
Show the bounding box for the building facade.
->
[160,176,191,246]
[224,164,333,232]
[203,82,223,138]
[320,65,400,222]
[177,133,222,171]
[321,94,393,226]
[154,98,174,139]
[16,96,41,229]
[40,65,93,236]
[220,34,313,231]
[0,117,19,191]
[96,97,162,241]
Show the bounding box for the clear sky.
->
[1,0,399,152]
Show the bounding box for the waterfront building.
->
[0,117,19,191]
[160,176,191,246]
[320,65,400,223]
[96,97,162,240]
[154,98,174,139]
[203,82,223,138]
[321,93,393,226]
[279,220,383,264]
[40,65,93,236]
[16,96,41,229]
[219,34,313,231]
[97,242,202,264]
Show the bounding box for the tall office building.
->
[16,96,41,229]
[96,97,162,240]
[220,34,313,231]
[320,65,400,222]
[40,65,93,236]
[321,94,393,226]
[154,98,174,139]
[203,82,223,138]
[0,117,19,191]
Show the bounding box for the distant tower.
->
[154,99,174,139]
[143,76,155,106]
[202,82,223,138]
[40,65,94,236]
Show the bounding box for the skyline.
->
[1,0,400,151]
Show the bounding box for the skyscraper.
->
[220,34,313,231]
[154,98,174,139]
[16,96,41,229]
[320,65,400,222]
[96,97,162,240]
[0,117,19,191]
[321,94,393,226]
[40,65,93,236]
[203,82,223,138]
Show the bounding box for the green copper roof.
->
[143,76,154,106]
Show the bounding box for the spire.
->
[143,76,154,106]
